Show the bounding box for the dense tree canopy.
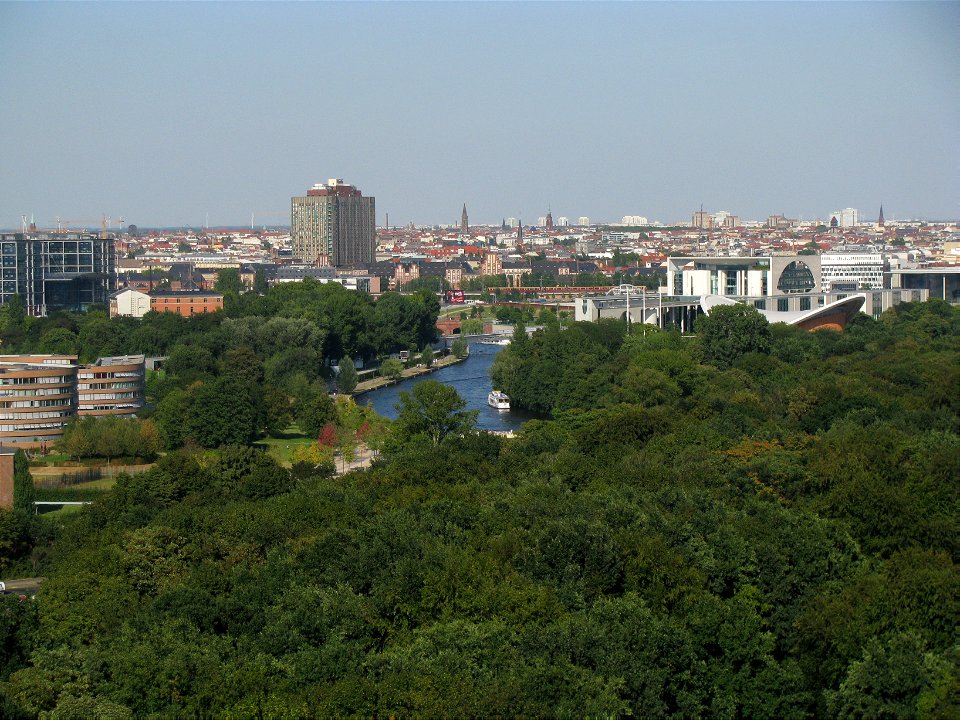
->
[0,300,957,717]
[696,303,772,368]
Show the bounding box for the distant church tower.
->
[878,204,885,227]
[461,204,468,235]
[546,208,554,230]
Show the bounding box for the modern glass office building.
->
[0,232,117,315]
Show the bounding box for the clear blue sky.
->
[1,1,957,229]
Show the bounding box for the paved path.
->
[1,577,44,595]
[332,443,378,476]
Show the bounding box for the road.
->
[1,577,44,595]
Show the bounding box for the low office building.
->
[110,288,152,318]
[663,255,821,297]
[0,356,79,448]
[0,354,145,448]
[820,253,885,291]
[146,290,224,316]
[268,266,379,293]
[887,267,960,304]
[77,355,145,418]
[110,288,224,318]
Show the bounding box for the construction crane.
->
[49,218,103,233]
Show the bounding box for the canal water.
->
[361,342,540,432]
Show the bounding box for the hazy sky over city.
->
[1,2,957,229]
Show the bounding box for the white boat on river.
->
[488,390,511,410]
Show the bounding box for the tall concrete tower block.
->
[291,179,376,266]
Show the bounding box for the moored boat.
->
[487,390,510,410]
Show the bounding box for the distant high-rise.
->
[577,216,590,226]
[291,179,375,266]
[461,204,468,235]
[829,208,859,228]
[692,209,714,229]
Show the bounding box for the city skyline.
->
[1,2,957,229]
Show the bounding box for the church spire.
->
[461,204,468,235]
[878,204,885,227]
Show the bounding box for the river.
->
[361,342,540,432]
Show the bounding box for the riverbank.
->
[353,352,468,395]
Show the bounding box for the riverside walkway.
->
[352,352,468,395]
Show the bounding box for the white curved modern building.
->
[699,294,867,332]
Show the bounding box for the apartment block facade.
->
[0,354,145,448]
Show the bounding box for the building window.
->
[777,261,816,294]
[777,298,789,312]
[800,297,811,311]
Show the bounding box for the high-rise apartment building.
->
[692,210,714,229]
[291,179,375,266]
[0,233,116,316]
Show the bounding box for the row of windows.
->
[80,404,140,412]
[0,389,72,398]
[0,421,68,432]
[78,382,140,391]
[78,371,142,380]
[0,376,72,386]
[79,391,140,401]
[0,410,72,420]
[0,398,71,409]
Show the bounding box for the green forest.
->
[1,299,958,717]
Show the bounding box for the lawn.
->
[254,425,315,467]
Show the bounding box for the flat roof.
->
[90,355,145,366]
[890,267,960,274]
